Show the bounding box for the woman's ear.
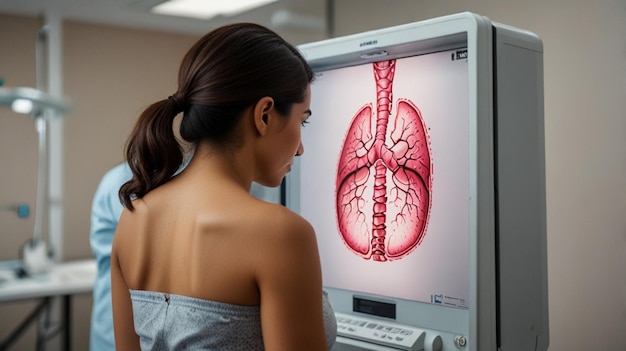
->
[253,97,275,136]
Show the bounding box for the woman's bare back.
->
[114,173,304,307]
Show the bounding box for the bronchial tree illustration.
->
[335,60,433,262]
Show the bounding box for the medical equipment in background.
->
[0,25,72,276]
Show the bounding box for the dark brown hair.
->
[119,23,314,210]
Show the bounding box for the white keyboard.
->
[335,312,426,351]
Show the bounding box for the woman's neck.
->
[180,141,254,192]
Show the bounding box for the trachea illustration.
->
[335,60,432,261]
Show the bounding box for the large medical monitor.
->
[286,12,549,351]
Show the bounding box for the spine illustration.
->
[335,60,433,261]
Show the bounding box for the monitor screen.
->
[300,47,470,310]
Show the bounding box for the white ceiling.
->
[0,0,328,36]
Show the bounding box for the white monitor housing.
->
[285,12,548,351]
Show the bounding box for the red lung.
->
[335,60,432,261]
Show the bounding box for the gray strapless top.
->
[129,289,337,350]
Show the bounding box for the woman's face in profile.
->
[258,86,311,187]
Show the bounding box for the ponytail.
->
[119,97,184,210]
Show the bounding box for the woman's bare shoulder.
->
[248,201,320,275]
[252,201,315,240]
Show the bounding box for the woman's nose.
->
[295,141,304,156]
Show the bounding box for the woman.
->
[111,23,336,350]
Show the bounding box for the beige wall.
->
[0,14,44,351]
[0,15,42,262]
[1,0,626,349]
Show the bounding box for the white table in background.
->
[0,259,96,351]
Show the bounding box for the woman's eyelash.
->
[301,120,310,127]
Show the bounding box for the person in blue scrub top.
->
[89,162,131,351]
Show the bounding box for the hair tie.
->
[168,94,186,113]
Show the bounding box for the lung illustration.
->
[335,60,432,262]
